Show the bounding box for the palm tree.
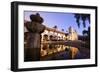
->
[74,14,80,28]
[74,14,90,28]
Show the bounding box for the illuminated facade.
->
[41,26,78,42]
[66,26,78,41]
[41,27,66,42]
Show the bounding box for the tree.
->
[62,29,64,32]
[82,26,90,43]
[82,29,88,36]
[53,25,57,29]
[88,26,90,37]
[74,14,90,28]
[82,26,90,37]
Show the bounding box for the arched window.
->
[43,34,48,41]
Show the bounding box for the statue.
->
[24,13,45,61]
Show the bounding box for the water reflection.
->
[41,43,79,60]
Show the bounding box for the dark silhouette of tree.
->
[88,27,90,37]
[82,26,90,37]
[74,14,90,28]
[82,29,88,36]
[53,25,57,29]
[62,29,64,32]
[87,27,90,41]
[82,26,90,43]
[74,14,80,28]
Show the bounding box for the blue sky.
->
[24,11,90,35]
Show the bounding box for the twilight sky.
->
[24,11,90,35]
